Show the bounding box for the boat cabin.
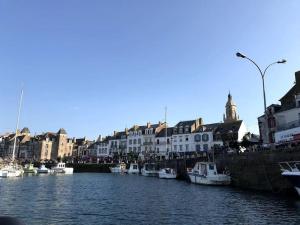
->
[193,162,218,176]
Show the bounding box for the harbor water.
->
[1,173,300,225]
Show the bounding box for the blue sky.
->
[1,0,300,139]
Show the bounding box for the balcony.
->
[277,119,300,132]
[143,141,153,145]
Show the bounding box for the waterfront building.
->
[172,118,203,156]
[126,125,143,157]
[94,137,110,159]
[72,137,94,161]
[258,71,300,144]
[108,130,128,159]
[126,122,165,160]
[0,128,74,161]
[192,124,223,152]
[155,127,173,160]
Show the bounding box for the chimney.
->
[147,122,151,128]
[125,128,128,134]
[113,131,117,136]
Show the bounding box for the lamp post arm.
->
[262,62,278,78]
[244,56,264,78]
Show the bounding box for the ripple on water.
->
[1,174,300,225]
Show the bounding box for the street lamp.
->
[236,52,286,113]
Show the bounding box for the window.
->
[129,147,132,152]
[185,144,189,151]
[185,126,189,133]
[138,139,141,144]
[202,134,209,142]
[167,138,170,144]
[179,145,183,151]
[185,136,189,141]
[133,139,137,144]
[194,134,201,142]
[129,140,132,145]
[203,144,209,151]
[196,144,201,152]
[133,147,136,152]
[174,145,177,151]
[157,139,159,144]
[138,147,141,152]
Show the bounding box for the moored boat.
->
[188,162,231,185]
[0,163,24,178]
[37,164,49,174]
[141,163,158,177]
[23,163,37,174]
[158,168,177,179]
[128,163,139,174]
[110,162,127,173]
[279,161,300,196]
[52,162,73,174]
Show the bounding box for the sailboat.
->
[0,88,24,178]
[158,107,177,179]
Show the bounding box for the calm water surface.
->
[1,173,300,225]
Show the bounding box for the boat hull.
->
[188,173,231,185]
[110,167,127,173]
[158,173,176,179]
[282,172,300,196]
[141,169,158,177]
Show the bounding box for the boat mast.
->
[165,106,167,158]
[12,88,23,162]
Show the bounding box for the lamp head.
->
[236,52,246,58]
[277,59,287,64]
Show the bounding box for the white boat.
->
[128,163,139,174]
[52,162,74,174]
[279,161,300,196]
[0,89,25,178]
[188,162,231,185]
[37,164,49,174]
[158,168,177,179]
[110,162,127,173]
[0,163,24,178]
[141,163,159,177]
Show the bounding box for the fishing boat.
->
[141,163,159,177]
[279,161,300,196]
[110,162,127,173]
[128,163,139,174]
[0,89,25,178]
[188,162,231,185]
[158,168,177,179]
[23,163,37,174]
[36,164,49,174]
[52,162,73,174]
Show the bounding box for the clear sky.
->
[1,0,300,139]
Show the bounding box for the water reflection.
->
[1,174,300,225]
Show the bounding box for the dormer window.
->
[185,126,189,133]
[179,126,183,134]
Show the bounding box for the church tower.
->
[223,92,239,123]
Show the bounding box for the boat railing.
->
[279,161,300,172]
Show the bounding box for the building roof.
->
[174,120,196,127]
[57,128,67,135]
[155,127,173,138]
[21,127,30,134]
[193,123,221,133]
[214,120,243,135]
